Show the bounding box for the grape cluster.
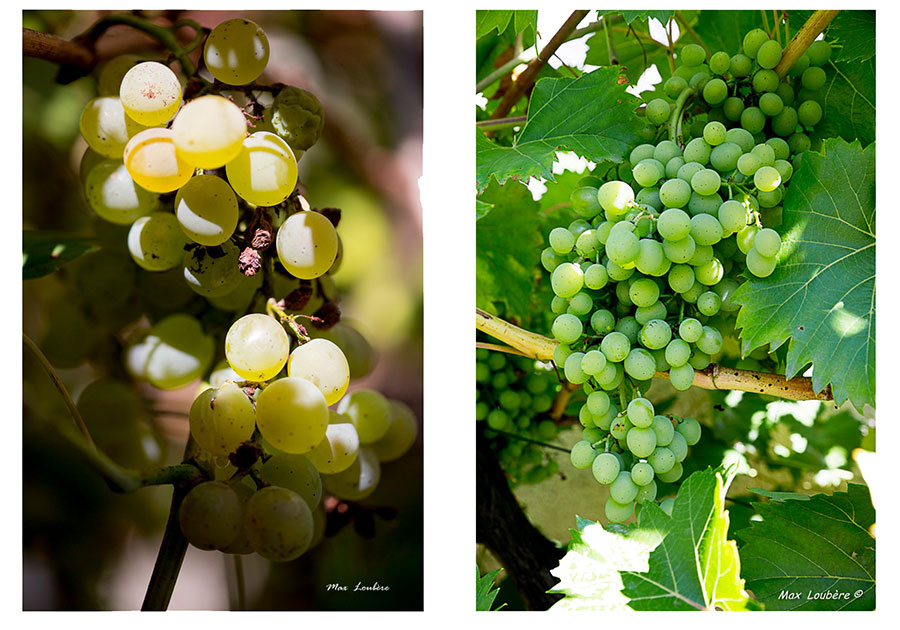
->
[67,18,419,563]
[475,349,562,485]
[541,29,831,521]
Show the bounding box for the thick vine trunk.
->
[476,431,563,610]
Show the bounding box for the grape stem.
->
[489,428,570,453]
[266,297,312,344]
[476,309,833,401]
[774,10,840,78]
[476,341,534,358]
[667,86,697,146]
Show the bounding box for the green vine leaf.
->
[621,468,754,610]
[548,517,664,611]
[585,22,670,85]
[736,484,876,610]
[601,11,674,26]
[733,139,875,411]
[816,57,875,148]
[23,231,97,280]
[475,566,504,611]
[827,10,875,63]
[475,10,537,45]
[476,67,643,193]
[476,180,542,317]
[692,11,765,55]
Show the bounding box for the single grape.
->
[600,331,630,363]
[182,242,242,297]
[174,175,239,246]
[746,247,777,277]
[552,313,583,344]
[648,447,676,474]
[276,211,339,279]
[801,66,827,90]
[683,137,712,164]
[651,416,675,447]
[597,181,635,215]
[610,470,640,503]
[551,262,584,298]
[807,40,832,66]
[669,363,695,391]
[662,236,696,264]
[189,382,256,456]
[798,100,823,127]
[581,350,608,376]
[605,498,634,523]
[743,28,769,58]
[264,86,325,153]
[703,78,727,106]
[259,452,323,509]
[124,128,194,193]
[204,18,270,85]
[570,440,597,469]
[143,314,215,390]
[668,264,695,293]
[119,61,182,126]
[96,54,142,96]
[631,462,655,486]
[79,96,151,159]
[627,398,654,428]
[225,314,290,381]
[697,291,722,316]
[709,142,742,173]
[336,389,392,444]
[587,390,611,416]
[172,95,248,168]
[659,497,676,515]
[664,339,691,367]
[592,452,620,484]
[127,212,186,272]
[256,377,329,453]
[322,447,381,501]
[740,107,766,134]
[729,53,753,77]
[624,348,656,381]
[564,352,589,384]
[645,98,671,126]
[549,227,575,254]
[85,159,160,225]
[754,165,782,192]
[590,309,615,335]
[244,486,314,562]
[677,417,702,446]
[287,338,350,406]
[179,481,243,550]
[690,213,723,246]
[626,426,657,458]
[226,131,298,207]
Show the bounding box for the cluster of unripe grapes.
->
[569,396,699,522]
[179,312,416,561]
[475,349,561,485]
[540,28,829,521]
[60,18,418,562]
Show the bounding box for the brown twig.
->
[774,10,840,78]
[489,10,589,122]
[23,27,96,68]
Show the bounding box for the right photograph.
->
[476,10,875,612]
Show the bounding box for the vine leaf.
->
[585,21,670,85]
[548,517,664,610]
[621,468,754,610]
[692,11,765,56]
[827,10,875,63]
[476,67,643,193]
[601,10,674,26]
[816,57,875,147]
[733,139,875,411]
[475,181,542,317]
[475,10,537,45]
[475,566,504,611]
[736,484,876,611]
[23,231,97,280]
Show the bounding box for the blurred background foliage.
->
[23,9,422,610]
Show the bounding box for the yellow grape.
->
[336,389,391,444]
[171,95,247,168]
[275,211,339,280]
[322,447,381,501]
[368,399,417,463]
[305,410,360,474]
[244,486,313,562]
[255,377,329,454]
[79,96,152,158]
[123,128,194,193]
[225,313,290,381]
[175,174,239,245]
[258,452,323,509]
[84,159,160,225]
[97,54,142,96]
[179,481,243,550]
[143,314,215,390]
[203,19,270,85]
[127,212,187,271]
[189,382,256,456]
[119,61,182,126]
[287,338,349,405]
[225,131,297,207]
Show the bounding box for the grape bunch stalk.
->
[70,18,418,566]
[541,28,833,522]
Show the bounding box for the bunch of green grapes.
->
[179,312,417,562]
[539,29,832,520]
[475,349,562,485]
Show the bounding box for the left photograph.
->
[23,10,422,611]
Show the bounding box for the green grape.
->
[806,40,832,66]
[631,462,655,486]
[635,301,667,325]
[227,131,298,206]
[702,121,727,146]
[801,66,827,90]
[656,208,691,240]
[797,100,823,127]
[664,75,688,98]
[668,432,689,463]
[204,18,270,85]
[605,229,641,266]
[287,338,350,406]
[774,159,794,183]
[625,427,657,458]
[542,248,562,273]
[244,486,314,562]
[680,43,706,66]
[771,106,799,137]
[499,390,520,411]
[605,498,634,523]
[677,417,702,446]
[696,326,724,355]
[751,143,776,166]
[697,291,722,316]
[651,416,675,447]
[171,95,247,168]
[552,313,583,344]
[658,179,691,209]
[759,92,784,117]
[276,211,339,279]
[586,390,611,416]
[564,352,590,384]
[124,128,194,193]
[632,158,664,187]
[597,181,635,215]
[571,186,602,218]
[702,78,727,106]
[645,98,670,126]
[740,107,766,134]
[665,157,686,179]
[600,331,630,362]
[681,282,704,304]
[689,70,711,91]
[690,214,723,246]
[119,61,182,126]
[662,236,696,264]
[754,228,782,257]
[190,382,256,456]
[179,481,243,550]
[648,447,676,474]
[575,230,599,257]
[144,314,215,389]
[486,409,509,431]
[628,278,659,308]
[654,140,682,164]
[592,452,620,484]
[259,452,323,509]
[225,313,290,381]
[549,227,575,254]
[567,292,592,316]
[127,212,186,272]
[709,142,742,173]
[717,200,747,233]
[664,339,691,367]
[615,316,642,343]
[729,53,753,77]
[754,166,782,192]
[174,175,239,246]
[683,137,712,164]
[182,242,242,297]
[578,405,595,428]
[207,269,263,313]
[691,168,721,196]
[726,127,755,153]
[667,264,695,293]
[257,377,329,453]
[687,191,723,217]
[582,350,608,376]
[736,153,762,177]
[743,28,769,58]
[636,479,658,504]
[746,247,777,277]
[630,143,656,164]
[583,264,609,292]
[590,309,615,335]
[694,258,724,285]
[639,319,671,350]
[610,470,640,503]
[627,398,654,428]
[689,350,711,370]
[85,159,161,225]
[609,414,630,441]
[79,96,152,158]
[97,53,142,96]
[659,497,676,515]
[551,262,584,298]
[752,69,779,93]
[737,224,759,254]
[708,50,730,74]
[723,96,745,122]
[669,363,695,391]
[678,163,705,186]
[322,446,381,501]
[570,440,597,469]
[788,132,812,154]
[624,348,656,381]
[265,86,325,153]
